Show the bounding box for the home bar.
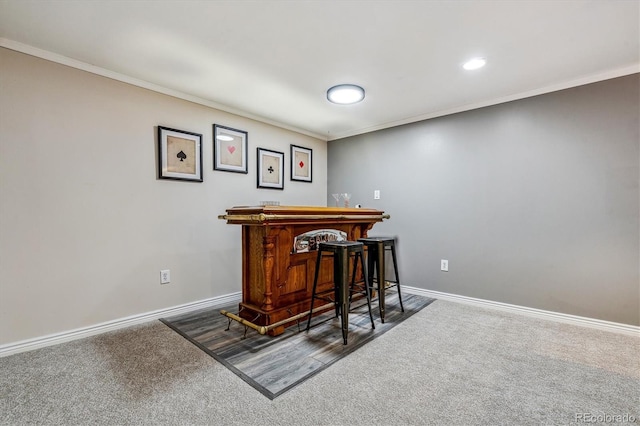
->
[218,205,389,335]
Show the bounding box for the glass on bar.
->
[342,193,352,208]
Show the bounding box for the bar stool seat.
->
[305,241,375,344]
[357,237,404,323]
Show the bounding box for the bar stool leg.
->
[376,240,386,323]
[366,244,375,302]
[338,247,350,345]
[390,243,404,312]
[348,251,358,307]
[358,249,376,329]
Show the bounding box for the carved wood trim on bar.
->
[262,235,275,311]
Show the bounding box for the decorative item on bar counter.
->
[331,193,341,207]
[342,193,352,208]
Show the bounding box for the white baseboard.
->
[0,292,242,358]
[404,286,639,337]
[3,288,637,358]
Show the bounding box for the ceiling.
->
[1,0,638,141]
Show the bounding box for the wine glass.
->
[331,193,341,207]
[342,193,352,208]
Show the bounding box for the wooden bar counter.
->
[219,205,389,335]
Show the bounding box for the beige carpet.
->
[1,297,638,425]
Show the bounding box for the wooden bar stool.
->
[358,237,404,323]
[305,241,375,345]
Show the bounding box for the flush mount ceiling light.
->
[463,57,487,70]
[327,84,365,104]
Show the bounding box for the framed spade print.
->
[213,124,248,173]
[290,144,312,182]
[158,126,203,182]
[257,147,284,190]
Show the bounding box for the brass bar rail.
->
[220,302,335,335]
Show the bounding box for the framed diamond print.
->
[257,147,284,190]
[290,144,312,182]
[213,124,248,173]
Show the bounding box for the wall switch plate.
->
[440,260,449,272]
[374,190,380,200]
[160,269,171,284]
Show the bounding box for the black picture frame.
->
[257,147,284,190]
[157,126,203,182]
[213,124,248,173]
[290,144,312,182]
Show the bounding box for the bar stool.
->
[305,241,375,345]
[358,237,404,323]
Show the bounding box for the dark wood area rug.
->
[160,293,435,399]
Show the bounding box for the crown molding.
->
[0,38,328,142]
[329,63,640,141]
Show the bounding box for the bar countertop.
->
[218,205,390,225]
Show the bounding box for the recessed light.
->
[327,84,365,104]
[463,57,486,71]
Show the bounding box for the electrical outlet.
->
[440,260,449,272]
[160,269,171,284]
[374,190,380,200]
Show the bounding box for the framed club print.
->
[290,144,312,182]
[157,126,203,182]
[213,124,248,173]
[257,147,284,190]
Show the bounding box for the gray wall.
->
[0,48,327,345]
[328,74,639,326]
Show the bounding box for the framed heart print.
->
[213,124,248,173]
